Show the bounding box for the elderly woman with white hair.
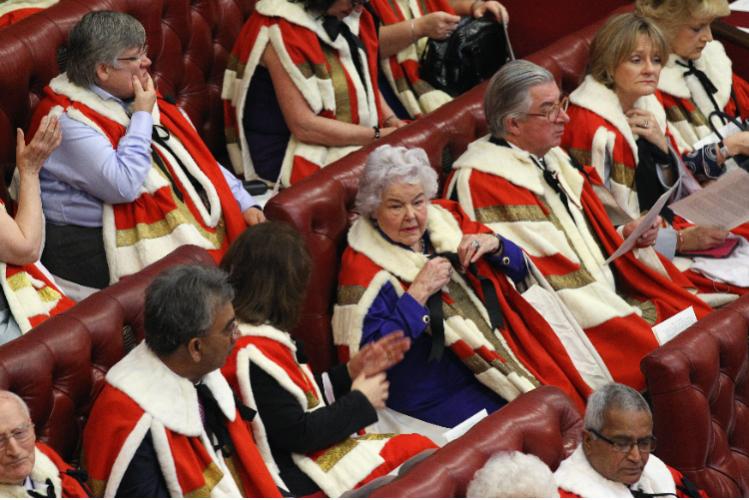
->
[333,144,591,437]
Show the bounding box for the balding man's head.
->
[0,391,36,485]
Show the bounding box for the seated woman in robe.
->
[1,115,73,345]
[220,221,437,498]
[370,0,509,119]
[562,12,748,296]
[333,144,592,440]
[222,0,406,187]
[636,0,749,155]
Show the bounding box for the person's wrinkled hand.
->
[132,73,157,114]
[243,207,266,226]
[457,233,500,269]
[415,11,460,40]
[351,372,389,409]
[622,215,661,248]
[408,257,452,305]
[348,331,411,379]
[16,114,62,177]
[679,226,729,252]
[379,126,398,139]
[473,0,509,24]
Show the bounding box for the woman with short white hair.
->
[333,144,591,437]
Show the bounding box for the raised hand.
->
[17,114,62,177]
[351,372,389,409]
[348,331,411,379]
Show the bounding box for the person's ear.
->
[504,115,521,136]
[582,429,593,452]
[187,338,202,362]
[94,62,110,84]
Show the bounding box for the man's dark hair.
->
[144,265,234,356]
[292,0,336,15]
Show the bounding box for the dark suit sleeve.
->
[115,430,170,498]
[250,363,377,454]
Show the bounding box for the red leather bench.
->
[641,294,749,498]
[367,386,582,497]
[0,245,215,462]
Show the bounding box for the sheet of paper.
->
[651,306,697,345]
[442,409,488,442]
[731,0,749,12]
[692,121,744,149]
[669,169,749,230]
[604,181,679,264]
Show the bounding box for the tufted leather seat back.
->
[264,6,628,373]
[0,246,215,461]
[641,294,749,497]
[0,0,254,201]
[367,386,583,497]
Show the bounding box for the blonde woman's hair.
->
[635,0,730,39]
[587,13,669,89]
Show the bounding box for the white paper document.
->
[605,181,679,264]
[651,307,697,345]
[442,409,488,442]
[668,169,749,230]
[731,0,749,12]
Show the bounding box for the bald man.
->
[0,391,89,497]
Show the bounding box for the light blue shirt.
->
[40,84,255,227]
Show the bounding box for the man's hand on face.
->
[132,73,157,114]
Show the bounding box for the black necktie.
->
[27,479,55,498]
[676,59,724,124]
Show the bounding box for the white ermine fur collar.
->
[106,342,237,436]
[49,73,160,127]
[237,322,296,351]
[554,445,675,498]
[0,447,62,498]
[348,204,462,283]
[658,41,732,111]
[452,136,584,205]
[570,75,667,158]
[255,0,362,47]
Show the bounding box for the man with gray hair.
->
[0,391,89,497]
[554,383,703,497]
[33,10,265,295]
[446,60,711,393]
[81,265,280,498]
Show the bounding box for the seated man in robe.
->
[82,265,280,498]
[446,60,712,391]
[35,11,264,295]
[554,383,704,497]
[0,391,88,498]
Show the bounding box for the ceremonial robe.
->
[222,0,382,186]
[82,343,280,498]
[334,200,592,424]
[447,139,711,390]
[31,75,247,284]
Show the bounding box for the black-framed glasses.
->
[524,95,569,122]
[351,0,369,6]
[589,428,657,454]
[116,44,149,63]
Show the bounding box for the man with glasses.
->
[32,10,265,297]
[0,391,89,497]
[446,60,711,392]
[554,383,704,497]
[82,265,280,497]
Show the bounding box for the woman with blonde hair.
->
[562,12,748,295]
[636,0,749,155]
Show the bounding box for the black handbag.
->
[419,17,514,97]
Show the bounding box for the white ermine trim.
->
[103,413,153,497]
[150,420,183,498]
[0,0,58,17]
